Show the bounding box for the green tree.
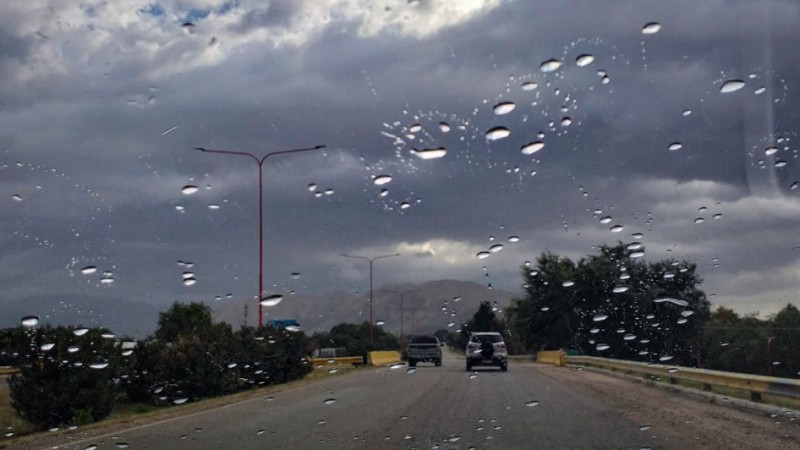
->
[154,302,215,342]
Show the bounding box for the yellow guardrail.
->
[536,351,566,367]
[367,351,401,366]
[309,356,364,367]
[0,366,19,376]
[566,355,800,403]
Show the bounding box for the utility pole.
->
[342,253,401,345]
[383,288,418,348]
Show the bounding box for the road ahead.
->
[42,350,800,449]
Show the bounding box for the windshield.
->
[2,0,799,448]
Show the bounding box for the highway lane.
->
[49,351,670,449]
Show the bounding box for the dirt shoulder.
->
[532,363,800,449]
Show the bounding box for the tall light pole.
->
[342,253,401,345]
[383,288,418,348]
[194,144,325,328]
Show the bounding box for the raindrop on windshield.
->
[521,141,545,155]
[641,22,662,34]
[489,244,504,253]
[593,314,609,322]
[521,81,538,91]
[291,272,301,279]
[493,102,516,115]
[539,59,562,72]
[610,225,624,233]
[80,266,97,275]
[764,147,778,156]
[576,54,595,67]
[439,122,451,132]
[12,194,23,201]
[668,142,683,151]
[411,147,447,160]
[20,316,39,327]
[182,22,196,35]
[508,236,520,243]
[562,281,575,287]
[260,294,284,307]
[694,217,705,224]
[596,343,610,351]
[408,123,422,133]
[560,117,572,126]
[485,127,511,141]
[612,286,629,293]
[376,320,386,326]
[181,185,199,195]
[74,327,89,336]
[373,175,393,185]
[183,278,197,286]
[323,398,336,405]
[599,216,612,224]
[476,251,491,259]
[720,79,745,93]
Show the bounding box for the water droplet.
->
[677,317,688,324]
[376,320,387,326]
[596,343,610,351]
[439,122,451,132]
[775,160,788,168]
[84,445,98,450]
[562,281,575,287]
[521,81,538,91]
[521,141,545,155]
[89,362,109,370]
[525,400,540,407]
[668,142,683,151]
[208,204,220,210]
[658,355,673,362]
[720,79,745,93]
[285,325,302,332]
[74,327,89,336]
[390,363,405,369]
[379,189,389,197]
[641,22,661,34]
[539,59,562,72]
[629,251,645,259]
[80,266,97,275]
[308,183,317,191]
[476,251,491,259]
[682,109,692,116]
[12,194,23,202]
[409,123,422,133]
[493,102,516,115]
[40,343,55,351]
[508,236,520,243]
[291,272,302,279]
[323,398,336,405]
[182,22,196,34]
[373,175,393,186]
[183,278,197,286]
[639,425,652,431]
[694,217,705,224]
[623,334,636,341]
[654,297,688,306]
[632,232,644,239]
[260,294,284,307]
[576,54,595,67]
[593,314,609,322]
[612,286,629,293]
[754,86,766,95]
[489,244,504,253]
[173,398,188,405]
[764,146,778,156]
[485,127,511,141]
[407,367,417,374]
[68,346,79,353]
[182,185,199,195]
[610,225,624,233]
[599,216,612,224]
[411,147,447,160]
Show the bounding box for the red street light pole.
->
[342,253,401,345]
[194,145,325,328]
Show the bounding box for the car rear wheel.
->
[409,358,417,367]
[500,363,508,372]
[435,359,441,367]
[466,361,472,371]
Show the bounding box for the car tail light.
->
[497,344,506,349]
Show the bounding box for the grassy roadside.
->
[1,363,365,449]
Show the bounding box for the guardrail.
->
[0,366,19,376]
[565,355,800,403]
[309,356,364,367]
[367,351,401,366]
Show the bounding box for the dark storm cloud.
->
[1,0,799,326]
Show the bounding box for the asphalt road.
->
[48,351,672,450]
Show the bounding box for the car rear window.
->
[472,334,504,343]
[411,336,439,344]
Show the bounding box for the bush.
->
[8,326,119,428]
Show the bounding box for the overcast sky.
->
[1,0,799,327]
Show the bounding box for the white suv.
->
[465,332,508,371]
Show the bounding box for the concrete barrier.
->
[536,350,566,366]
[367,351,401,366]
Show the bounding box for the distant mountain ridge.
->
[0,294,161,339]
[213,280,516,336]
